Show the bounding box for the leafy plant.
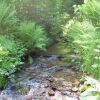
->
[44,0,70,39]
[63,0,100,79]
[0,0,18,34]
[74,0,100,27]
[0,75,7,89]
[64,20,100,78]
[0,35,26,89]
[17,21,48,51]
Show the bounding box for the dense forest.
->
[0,0,100,100]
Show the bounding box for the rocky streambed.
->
[0,54,83,100]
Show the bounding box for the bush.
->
[8,0,72,40]
[0,35,25,88]
[0,0,18,34]
[64,20,100,78]
[16,21,49,51]
[74,0,100,27]
[44,0,70,39]
[63,0,100,79]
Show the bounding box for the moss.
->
[20,87,29,94]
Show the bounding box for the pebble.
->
[71,87,79,92]
[24,95,32,100]
[48,89,55,96]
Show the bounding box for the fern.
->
[0,0,17,34]
[17,21,48,51]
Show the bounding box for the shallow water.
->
[0,54,83,100]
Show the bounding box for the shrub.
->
[17,21,48,51]
[63,0,100,79]
[0,0,17,34]
[64,20,100,78]
[44,0,70,39]
[74,0,100,27]
[0,35,25,88]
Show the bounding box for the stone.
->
[61,91,71,96]
[24,95,32,100]
[71,87,79,92]
[48,89,55,96]
[73,80,80,87]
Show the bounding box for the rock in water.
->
[48,88,55,96]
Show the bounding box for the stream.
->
[0,43,83,100]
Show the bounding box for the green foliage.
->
[0,75,7,89]
[17,21,48,51]
[64,0,100,79]
[74,0,100,27]
[0,0,17,34]
[0,35,26,88]
[64,20,100,78]
[0,0,51,89]
[44,0,70,39]
[8,0,75,40]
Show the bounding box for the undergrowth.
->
[0,0,49,89]
[63,0,100,79]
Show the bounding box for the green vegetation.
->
[75,0,100,27]
[17,21,48,51]
[0,0,49,89]
[0,0,17,34]
[0,75,7,89]
[7,0,77,40]
[0,35,25,89]
[0,1,99,97]
[63,0,100,78]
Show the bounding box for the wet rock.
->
[27,88,46,98]
[71,66,80,71]
[46,78,55,83]
[57,87,67,94]
[57,86,64,91]
[71,87,79,92]
[62,81,73,87]
[47,55,60,61]
[47,66,63,73]
[73,80,80,87]
[20,87,29,94]
[46,90,63,100]
[48,89,55,96]
[20,80,44,88]
[24,95,32,100]
[39,72,51,78]
[27,88,34,96]
[0,90,13,96]
[0,54,83,100]
[50,80,62,89]
[41,80,50,88]
[39,63,48,68]
[0,96,13,100]
[61,91,71,96]
[63,96,78,100]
